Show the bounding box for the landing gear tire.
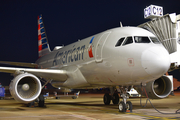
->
[112,93,119,105]
[56,97,60,99]
[27,101,35,107]
[103,93,111,105]
[126,101,132,112]
[72,96,77,99]
[119,101,126,112]
[38,95,45,107]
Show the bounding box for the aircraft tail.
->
[37,14,51,58]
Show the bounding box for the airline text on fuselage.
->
[53,45,86,66]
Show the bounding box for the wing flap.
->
[0,61,38,68]
[0,67,67,81]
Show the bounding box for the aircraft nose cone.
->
[141,46,170,78]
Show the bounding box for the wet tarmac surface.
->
[0,93,180,120]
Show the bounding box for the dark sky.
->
[0,0,180,86]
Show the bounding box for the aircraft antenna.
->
[120,22,123,27]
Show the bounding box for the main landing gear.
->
[103,87,119,105]
[103,86,133,112]
[104,92,120,105]
[27,94,45,107]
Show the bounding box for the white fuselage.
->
[36,27,170,89]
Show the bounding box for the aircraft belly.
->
[80,58,154,86]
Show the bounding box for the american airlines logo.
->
[88,37,94,58]
[53,37,95,66]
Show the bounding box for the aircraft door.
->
[95,32,111,62]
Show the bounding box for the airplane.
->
[0,14,172,112]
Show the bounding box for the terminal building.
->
[135,5,180,92]
[139,5,180,71]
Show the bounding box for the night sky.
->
[0,0,180,86]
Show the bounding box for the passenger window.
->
[122,37,133,45]
[115,37,125,47]
[134,36,150,43]
[150,37,160,44]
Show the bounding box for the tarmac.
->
[0,93,180,120]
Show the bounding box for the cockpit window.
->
[150,37,161,44]
[134,36,151,43]
[115,37,125,47]
[122,37,133,46]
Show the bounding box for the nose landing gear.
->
[118,87,133,112]
[119,95,133,112]
[103,86,133,112]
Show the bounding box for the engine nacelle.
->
[9,73,42,103]
[135,75,172,99]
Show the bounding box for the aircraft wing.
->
[0,61,38,68]
[0,67,67,81]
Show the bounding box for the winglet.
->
[37,14,51,58]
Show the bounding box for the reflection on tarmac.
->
[0,93,180,120]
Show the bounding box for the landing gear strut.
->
[38,94,45,107]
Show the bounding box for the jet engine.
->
[9,73,42,103]
[135,75,172,99]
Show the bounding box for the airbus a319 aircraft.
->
[0,15,172,112]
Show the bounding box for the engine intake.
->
[10,73,41,103]
[135,75,172,99]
